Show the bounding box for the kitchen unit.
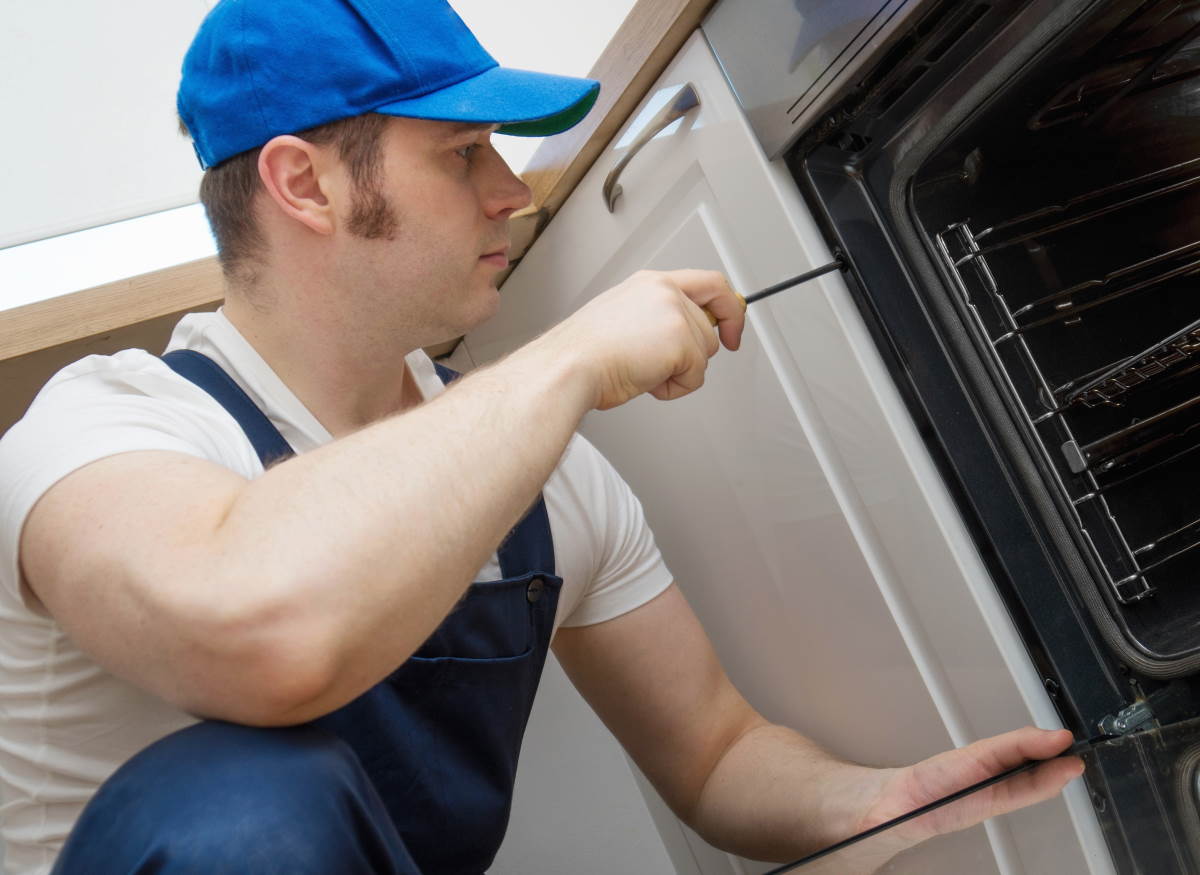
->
[473,1,1200,872]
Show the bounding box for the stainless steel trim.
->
[704,0,929,157]
[602,83,701,213]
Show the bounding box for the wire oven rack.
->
[933,163,1200,604]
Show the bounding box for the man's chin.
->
[476,283,503,318]
[435,288,501,344]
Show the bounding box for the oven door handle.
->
[602,82,700,213]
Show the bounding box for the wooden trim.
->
[0,258,223,363]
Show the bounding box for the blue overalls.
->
[52,350,563,874]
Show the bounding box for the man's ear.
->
[257,136,341,236]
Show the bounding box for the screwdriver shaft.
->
[743,257,845,306]
[704,256,846,326]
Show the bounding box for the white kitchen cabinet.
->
[476,30,1109,875]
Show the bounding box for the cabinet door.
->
[472,30,1101,875]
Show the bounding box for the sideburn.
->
[347,184,399,240]
[337,114,399,241]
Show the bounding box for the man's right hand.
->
[529,269,746,411]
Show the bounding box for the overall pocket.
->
[388,572,560,685]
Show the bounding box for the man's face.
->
[330,116,532,349]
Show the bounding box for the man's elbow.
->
[186,647,342,727]
[167,588,346,727]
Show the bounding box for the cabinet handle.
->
[602,83,701,213]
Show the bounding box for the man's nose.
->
[481,148,533,219]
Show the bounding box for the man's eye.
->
[455,143,479,161]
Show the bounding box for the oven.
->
[707,0,1200,871]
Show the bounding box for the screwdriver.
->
[705,256,845,326]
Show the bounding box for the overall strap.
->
[498,496,556,578]
[431,361,557,578]
[162,350,296,468]
[432,362,460,385]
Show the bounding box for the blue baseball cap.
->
[178,0,601,169]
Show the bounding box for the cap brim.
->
[374,66,599,137]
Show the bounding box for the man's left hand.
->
[855,726,1083,856]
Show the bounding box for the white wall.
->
[1,0,635,256]
[450,0,638,172]
[490,656,680,875]
[1,0,214,250]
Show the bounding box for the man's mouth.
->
[479,245,510,269]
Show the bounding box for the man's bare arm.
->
[20,269,745,727]
[553,583,1081,871]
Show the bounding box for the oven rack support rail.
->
[934,220,1173,604]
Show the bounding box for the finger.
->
[682,291,721,360]
[673,306,718,395]
[911,728,1074,808]
[993,755,1084,812]
[663,269,746,351]
[959,727,1075,777]
[961,754,1084,832]
[650,330,708,400]
[650,297,717,402]
[894,740,1084,843]
[650,368,707,402]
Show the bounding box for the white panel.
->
[490,656,680,875]
[467,30,1110,874]
[1,0,212,249]
[0,204,215,312]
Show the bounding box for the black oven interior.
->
[796,0,1200,686]
[912,0,1200,664]
[788,0,1200,870]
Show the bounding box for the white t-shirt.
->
[0,309,672,875]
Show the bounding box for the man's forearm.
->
[689,722,899,872]
[203,338,595,722]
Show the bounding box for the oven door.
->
[765,0,1200,870]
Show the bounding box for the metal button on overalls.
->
[527,576,545,603]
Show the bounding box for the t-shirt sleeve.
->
[0,352,254,608]
[555,436,673,628]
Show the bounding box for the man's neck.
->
[222,292,425,438]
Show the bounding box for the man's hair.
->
[181,113,396,288]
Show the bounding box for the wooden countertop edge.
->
[0,0,717,361]
[0,259,225,363]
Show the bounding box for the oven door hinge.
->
[1097,700,1155,736]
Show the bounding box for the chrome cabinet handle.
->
[602,83,701,213]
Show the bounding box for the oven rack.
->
[935,220,1180,603]
[967,158,1200,261]
[951,160,1200,416]
[998,243,1200,347]
[1056,314,1200,409]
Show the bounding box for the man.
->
[0,0,1081,872]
